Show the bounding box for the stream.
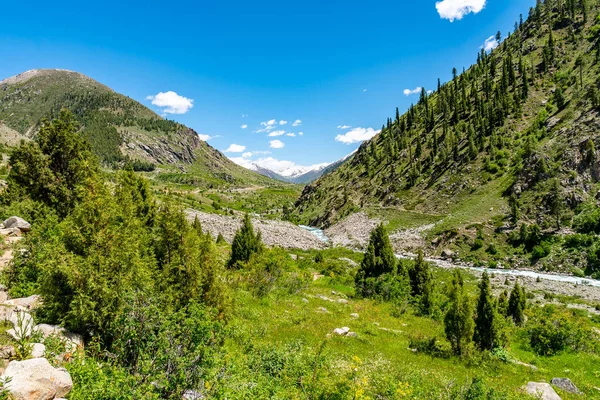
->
[300,225,600,288]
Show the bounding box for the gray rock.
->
[551,378,581,394]
[2,358,73,399]
[3,217,31,232]
[333,327,350,336]
[346,332,358,337]
[30,343,45,358]
[350,313,359,319]
[441,249,455,259]
[0,345,15,359]
[524,382,561,400]
[35,324,84,352]
[5,310,35,339]
[4,295,40,310]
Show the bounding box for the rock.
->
[551,378,581,394]
[5,310,35,339]
[34,324,83,352]
[182,390,203,399]
[30,343,45,358]
[346,332,358,337]
[5,295,40,310]
[302,298,309,303]
[337,299,349,304]
[333,327,350,336]
[441,249,455,259]
[2,358,73,400]
[0,228,21,237]
[350,313,359,319]
[3,217,31,233]
[316,307,329,313]
[523,382,561,400]
[0,345,15,359]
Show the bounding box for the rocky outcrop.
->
[34,324,83,352]
[2,358,73,400]
[551,378,581,395]
[523,382,561,400]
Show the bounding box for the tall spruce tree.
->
[473,272,501,350]
[356,223,396,279]
[228,214,263,268]
[507,281,526,326]
[409,250,435,315]
[444,270,474,356]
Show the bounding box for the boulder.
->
[5,295,40,310]
[31,343,46,358]
[524,382,561,400]
[5,310,35,339]
[551,378,581,394]
[2,358,73,400]
[3,217,31,233]
[350,313,359,319]
[34,324,83,352]
[441,249,455,259]
[0,345,15,359]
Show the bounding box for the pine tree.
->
[409,250,435,315]
[357,223,397,279]
[507,281,526,326]
[509,193,520,225]
[497,289,509,316]
[228,214,263,268]
[474,272,500,350]
[444,270,474,356]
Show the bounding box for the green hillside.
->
[0,69,275,187]
[295,0,600,275]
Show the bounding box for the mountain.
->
[245,152,355,184]
[0,69,275,187]
[294,1,600,273]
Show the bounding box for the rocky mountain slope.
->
[0,69,274,186]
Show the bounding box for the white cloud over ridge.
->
[335,127,380,144]
[403,87,422,96]
[482,35,499,52]
[436,0,486,22]
[270,140,285,149]
[146,91,194,114]
[198,134,214,141]
[225,144,246,153]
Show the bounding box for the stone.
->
[551,378,581,394]
[350,313,359,319]
[316,307,329,313]
[34,324,83,352]
[346,332,358,337]
[0,345,15,359]
[523,382,561,400]
[5,310,35,339]
[2,358,73,400]
[0,228,21,237]
[333,327,350,336]
[337,299,349,304]
[183,390,203,399]
[441,249,455,259]
[4,295,40,310]
[3,217,31,233]
[302,298,309,303]
[30,343,45,358]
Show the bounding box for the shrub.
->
[228,214,263,268]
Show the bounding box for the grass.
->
[366,206,444,232]
[219,249,600,398]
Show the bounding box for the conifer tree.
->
[228,214,263,268]
[497,289,509,316]
[507,281,526,326]
[444,270,474,355]
[357,223,396,279]
[409,250,435,315]
[474,272,500,350]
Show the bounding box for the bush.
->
[408,335,451,358]
[531,241,552,259]
[527,306,595,356]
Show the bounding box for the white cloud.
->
[279,120,288,125]
[482,35,499,52]
[335,127,380,144]
[198,134,214,141]
[230,156,330,177]
[262,119,277,126]
[427,90,434,95]
[146,91,194,114]
[337,125,352,129]
[403,87,422,96]
[255,119,279,133]
[241,124,248,129]
[242,114,248,118]
[242,151,271,159]
[269,140,285,149]
[363,89,368,92]
[268,130,286,137]
[292,119,302,127]
[436,0,486,22]
[225,144,246,153]
[286,133,296,137]
[298,132,304,136]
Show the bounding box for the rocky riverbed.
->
[185,209,327,250]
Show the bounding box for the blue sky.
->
[0,0,535,174]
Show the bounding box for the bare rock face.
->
[523,382,561,400]
[2,358,73,400]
